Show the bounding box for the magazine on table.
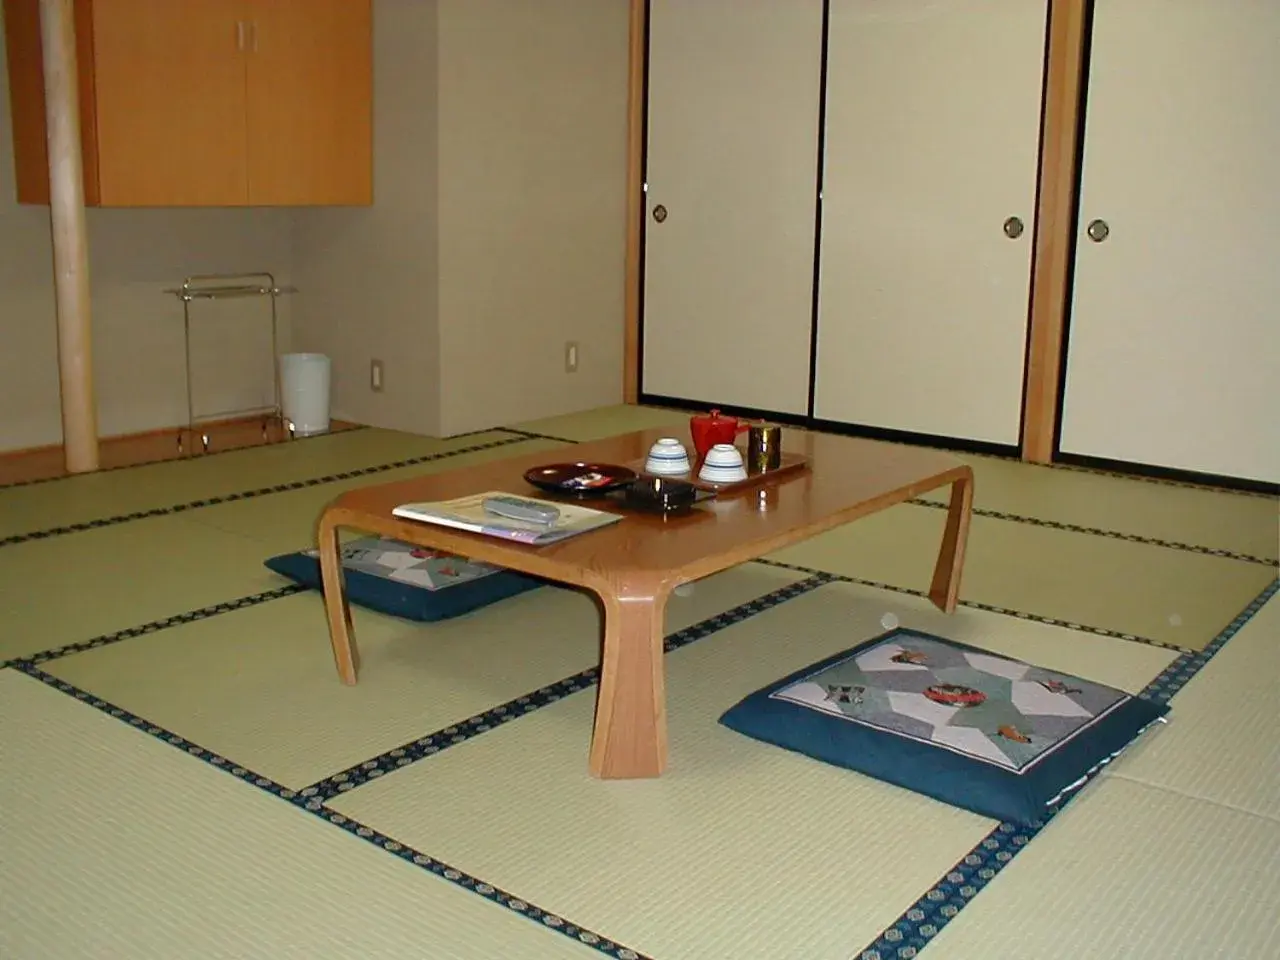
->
[391,491,622,545]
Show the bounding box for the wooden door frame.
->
[1021,0,1088,462]
[621,0,1088,465]
[622,0,646,403]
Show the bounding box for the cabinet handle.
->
[1086,218,1110,242]
[236,20,245,51]
[249,21,258,52]
[1002,216,1024,239]
[652,204,668,223]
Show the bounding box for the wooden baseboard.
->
[0,415,363,486]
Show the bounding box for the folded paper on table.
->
[392,491,622,545]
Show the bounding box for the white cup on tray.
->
[645,437,692,476]
[698,443,748,484]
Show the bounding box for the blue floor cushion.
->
[719,628,1169,824]
[265,537,545,622]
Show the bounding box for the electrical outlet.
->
[370,359,384,392]
[564,341,579,373]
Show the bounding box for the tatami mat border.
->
[6,662,657,960]
[752,558,1194,655]
[2,571,829,956]
[502,425,1278,564]
[5,571,836,959]
[6,424,1270,569]
[500,430,1278,564]
[1046,460,1279,499]
[0,434,535,549]
[962,446,1280,500]
[2,547,1194,678]
[7,543,1272,960]
[0,585,307,671]
[906,497,1278,567]
[298,574,834,800]
[501,427,1280,563]
[496,427,581,445]
[854,576,1277,959]
[0,425,374,491]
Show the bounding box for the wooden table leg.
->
[927,467,975,614]
[317,511,360,685]
[588,586,669,779]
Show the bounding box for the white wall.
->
[290,0,442,437]
[0,5,294,452]
[294,0,630,438]
[434,0,629,435]
[1,0,630,451]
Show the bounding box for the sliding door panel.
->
[641,0,822,414]
[1059,0,1280,483]
[814,0,1048,445]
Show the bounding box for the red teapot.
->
[689,408,750,461]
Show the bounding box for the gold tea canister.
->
[747,423,782,473]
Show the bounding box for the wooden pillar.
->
[1021,0,1088,463]
[40,0,98,473]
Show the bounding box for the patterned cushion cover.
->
[719,628,1169,824]
[265,536,544,622]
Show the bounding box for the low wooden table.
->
[315,428,973,780]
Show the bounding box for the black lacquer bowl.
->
[621,476,700,514]
[523,461,638,497]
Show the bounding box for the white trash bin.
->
[279,353,332,436]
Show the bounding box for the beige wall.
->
[0,0,629,452]
[434,0,629,435]
[0,6,294,452]
[290,0,442,437]
[294,0,630,438]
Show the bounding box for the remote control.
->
[482,495,561,525]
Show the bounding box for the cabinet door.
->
[2,0,100,204]
[813,0,1047,446]
[641,0,822,415]
[91,0,249,206]
[244,0,372,206]
[1059,0,1280,484]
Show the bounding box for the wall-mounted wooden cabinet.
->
[3,0,372,207]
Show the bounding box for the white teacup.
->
[703,443,744,467]
[645,437,691,476]
[698,443,747,483]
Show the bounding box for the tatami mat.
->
[182,437,567,555]
[768,502,1274,649]
[4,401,1275,960]
[1109,590,1280,821]
[0,515,283,663]
[0,669,593,960]
[45,564,805,789]
[924,776,1280,960]
[0,429,518,540]
[329,580,1176,960]
[934,453,1280,562]
[511,403,1278,562]
[0,439,564,663]
[508,403,689,441]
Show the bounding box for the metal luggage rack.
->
[163,271,297,455]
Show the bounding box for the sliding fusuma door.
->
[1058,0,1280,485]
[640,0,822,414]
[812,0,1048,448]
